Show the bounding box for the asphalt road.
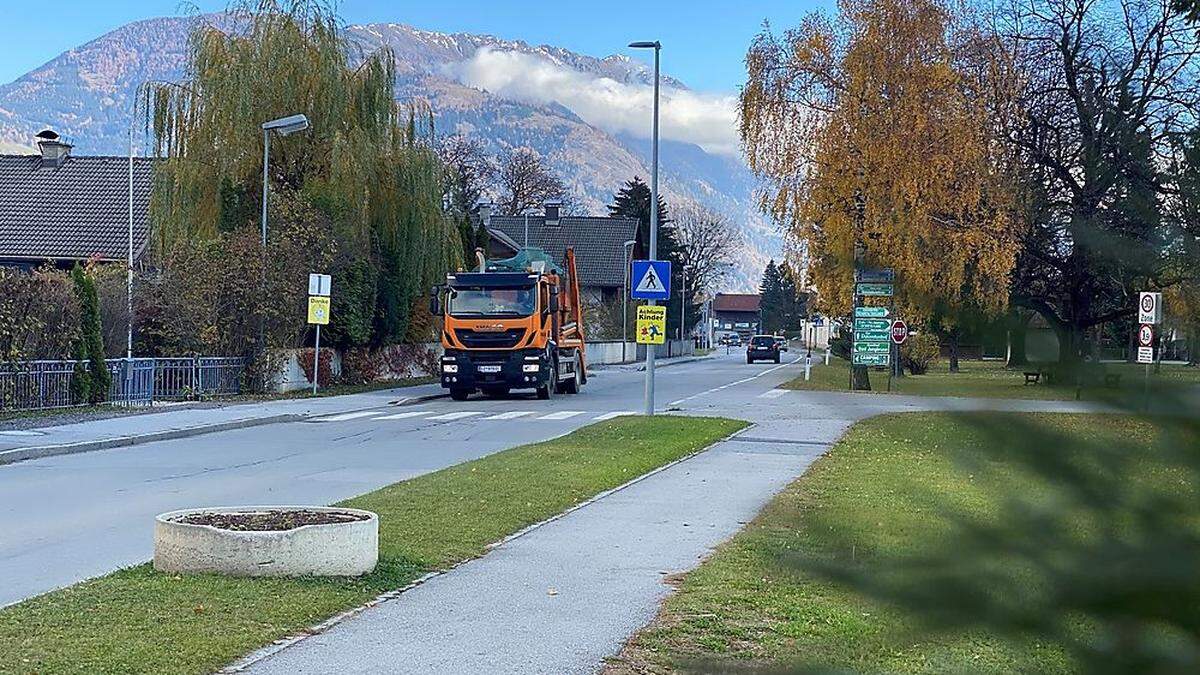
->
[0,349,798,608]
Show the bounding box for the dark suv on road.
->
[746,335,781,364]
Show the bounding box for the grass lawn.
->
[0,415,745,675]
[608,412,1196,674]
[782,356,1200,400]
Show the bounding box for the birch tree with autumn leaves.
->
[742,0,1022,326]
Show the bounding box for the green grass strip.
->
[0,415,746,675]
[783,356,1200,400]
[611,412,1185,674]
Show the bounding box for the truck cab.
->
[432,249,586,401]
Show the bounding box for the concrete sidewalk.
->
[0,383,444,465]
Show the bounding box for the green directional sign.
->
[854,341,891,355]
[854,318,891,332]
[855,268,895,283]
[854,306,889,319]
[857,283,894,297]
[853,353,891,366]
[854,329,890,342]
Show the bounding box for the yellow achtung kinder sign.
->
[636,305,666,345]
[307,296,330,325]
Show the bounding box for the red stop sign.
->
[891,320,908,344]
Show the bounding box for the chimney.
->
[544,199,561,227]
[35,129,72,169]
[476,199,493,229]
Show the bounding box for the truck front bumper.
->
[439,349,549,391]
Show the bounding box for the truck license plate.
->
[478,365,501,373]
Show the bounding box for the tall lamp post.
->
[622,239,636,362]
[630,39,661,416]
[259,114,310,374]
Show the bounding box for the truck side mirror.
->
[548,285,560,313]
[429,286,443,317]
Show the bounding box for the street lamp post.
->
[630,39,661,416]
[259,114,310,380]
[622,239,636,362]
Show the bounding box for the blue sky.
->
[0,0,828,92]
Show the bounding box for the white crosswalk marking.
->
[427,411,484,421]
[593,411,637,421]
[758,389,787,399]
[485,411,536,420]
[537,410,585,420]
[375,410,435,420]
[312,411,384,422]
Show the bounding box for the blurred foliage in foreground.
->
[611,398,1200,673]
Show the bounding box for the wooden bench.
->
[1023,371,1041,385]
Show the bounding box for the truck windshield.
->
[448,286,536,317]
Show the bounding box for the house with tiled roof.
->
[477,201,639,304]
[713,292,762,338]
[0,130,155,269]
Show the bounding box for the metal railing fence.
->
[0,357,247,412]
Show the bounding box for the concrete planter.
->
[154,506,378,577]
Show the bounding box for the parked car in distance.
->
[747,335,781,364]
[774,335,788,352]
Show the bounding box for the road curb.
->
[0,413,305,466]
[0,389,450,467]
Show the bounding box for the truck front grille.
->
[456,328,526,349]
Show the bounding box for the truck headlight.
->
[522,364,540,373]
[443,364,459,373]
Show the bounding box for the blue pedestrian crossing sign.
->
[630,260,671,300]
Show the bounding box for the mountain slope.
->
[0,15,780,290]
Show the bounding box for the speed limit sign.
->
[1138,292,1162,324]
[1138,324,1154,347]
[1137,323,1155,364]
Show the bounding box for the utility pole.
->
[630,40,661,416]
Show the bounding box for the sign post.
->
[1136,291,1162,409]
[307,273,331,395]
[631,260,671,415]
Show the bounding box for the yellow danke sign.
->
[307,296,330,325]
[636,305,666,345]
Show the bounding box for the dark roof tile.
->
[0,154,155,262]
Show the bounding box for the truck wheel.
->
[450,388,471,401]
[562,354,580,394]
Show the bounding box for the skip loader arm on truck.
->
[561,247,587,383]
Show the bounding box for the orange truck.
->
[430,247,587,401]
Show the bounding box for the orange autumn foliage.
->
[741,0,1022,318]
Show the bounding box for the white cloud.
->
[448,47,741,157]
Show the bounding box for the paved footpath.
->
[243,362,1103,674]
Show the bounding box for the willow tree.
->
[741,0,1022,384]
[146,0,460,347]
